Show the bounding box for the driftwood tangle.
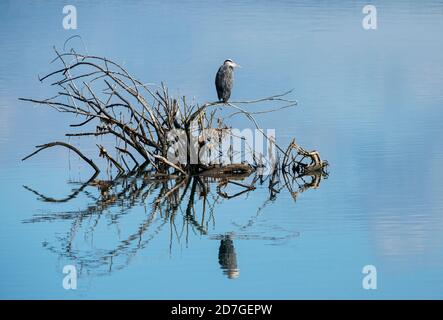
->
[20,48,328,193]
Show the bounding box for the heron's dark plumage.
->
[215,62,234,102]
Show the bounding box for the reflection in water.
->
[218,234,239,279]
[23,168,327,277]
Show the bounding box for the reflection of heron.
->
[218,234,239,279]
[215,59,240,102]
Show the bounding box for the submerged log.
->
[199,164,253,178]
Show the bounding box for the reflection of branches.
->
[25,176,188,275]
[216,178,256,199]
[23,162,327,277]
[23,174,97,203]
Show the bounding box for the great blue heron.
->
[215,59,240,102]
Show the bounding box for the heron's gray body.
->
[215,61,235,102]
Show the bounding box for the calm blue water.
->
[1,0,443,299]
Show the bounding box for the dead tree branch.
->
[20,48,327,182]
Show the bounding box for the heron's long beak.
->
[234,63,242,68]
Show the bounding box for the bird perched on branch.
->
[215,59,241,102]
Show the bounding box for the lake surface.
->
[1,0,443,299]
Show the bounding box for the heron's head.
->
[224,59,241,69]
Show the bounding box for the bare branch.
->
[22,141,100,174]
